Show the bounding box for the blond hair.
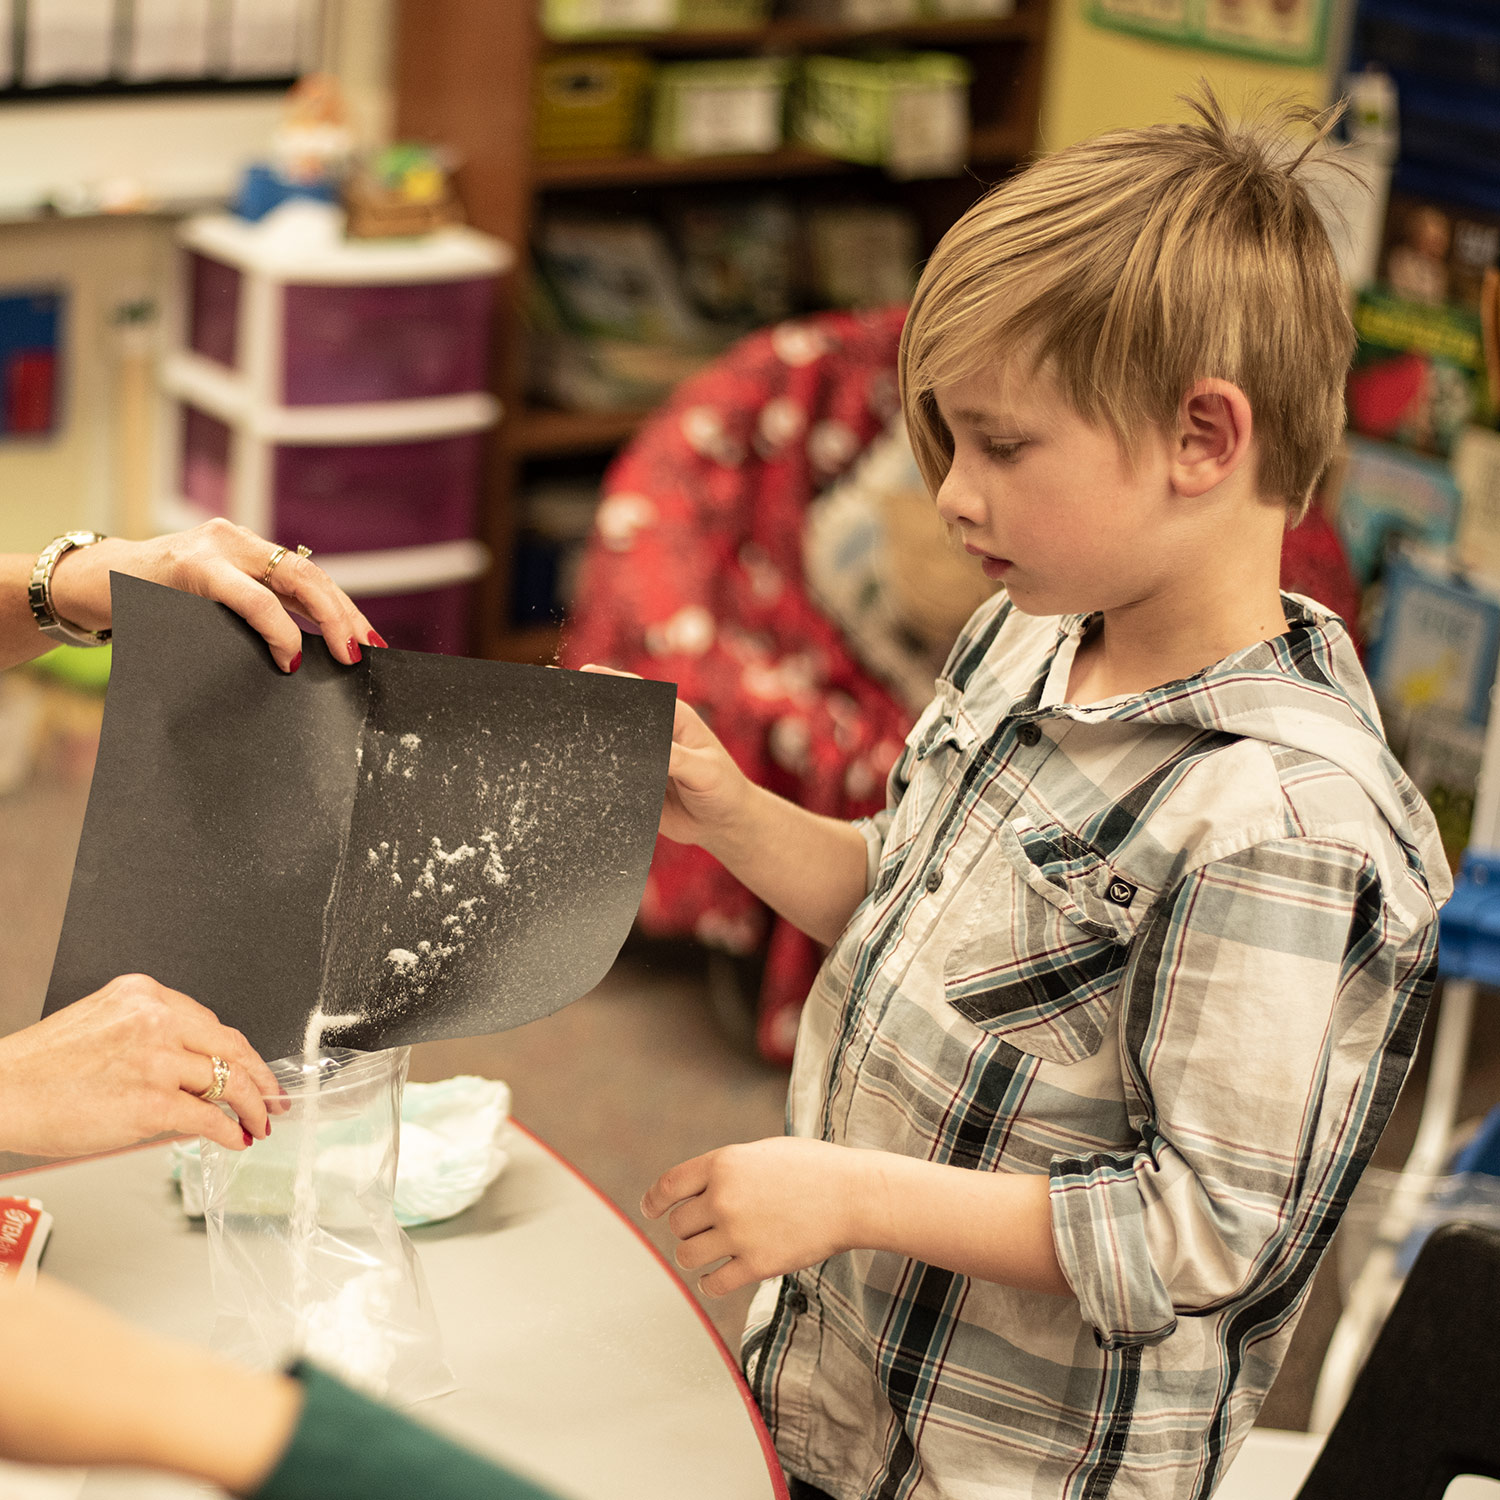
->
[900,89,1355,523]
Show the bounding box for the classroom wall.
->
[1038,0,1346,152]
[0,0,393,556]
[0,217,172,551]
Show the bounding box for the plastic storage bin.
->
[188,251,242,367]
[674,0,770,25]
[542,0,768,35]
[161,212,506,654]
[175,406,485,555]
[355,583,475,656]
[794,52,972,179]
[176,214,509,409]
[651,57,791,158]
[543,0,674,35]
[279,280,495,406]
[534,52,653,159]
[787,0,920,20]
[159,364,499,546]
[923,0,1014,14]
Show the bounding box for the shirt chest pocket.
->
[943,816,1153,1067]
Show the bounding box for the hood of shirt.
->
[1039,592,1454,920]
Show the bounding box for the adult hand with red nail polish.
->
[0,974,283,1159]
[0,520,382,673]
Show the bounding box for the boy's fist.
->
[580,666,754,850]
[642,1137,865,1297]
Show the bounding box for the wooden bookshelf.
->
[515,405,652,457]
[395,0,1052,660]
[497,623,565,664]
[534,13,1045,54]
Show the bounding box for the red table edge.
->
[511,1119,791,1500]
[2,1124,790,1499]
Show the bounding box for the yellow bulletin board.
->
[1090,0,1331,67]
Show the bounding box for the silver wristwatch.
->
[27,532,112,647]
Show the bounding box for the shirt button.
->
[786,1286,809,1315]
[1016,722,1042,746]
[924,866,944,893]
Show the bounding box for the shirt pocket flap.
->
[1002,814,1156,943]
[907,679,976,762]
[942,817,1152,1066]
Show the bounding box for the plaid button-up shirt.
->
[743,592,1450,1500]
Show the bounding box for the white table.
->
[0,1124,787,1500]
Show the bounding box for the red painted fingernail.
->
[265,1120,272,1136]
[288,651,302,674]
[242,1128,253,1146]
[347,637,362,663]
[368,630,389,649]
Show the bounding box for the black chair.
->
[1294,1220,1500,1499]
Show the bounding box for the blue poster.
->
[0,288,63,438]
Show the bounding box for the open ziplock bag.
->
[44,575,675,1059]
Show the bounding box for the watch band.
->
[27,532,112,647]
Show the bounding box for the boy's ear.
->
[1170,379,1254,499]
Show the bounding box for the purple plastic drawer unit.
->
[357,583,473,655]
[187,253,242,369]
[180,405,233,517]
[280,278,496,406]
[271,431,485,554]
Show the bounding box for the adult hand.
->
[48,520,384,673]
[0,1274,301,1491]
[580,666,756,849]
[0,974,282,1158]
[642,1137,864,1297]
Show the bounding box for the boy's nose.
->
[935,472,984,531]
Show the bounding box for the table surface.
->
[0,1124,787,1500]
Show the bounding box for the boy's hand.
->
[642,1137,864,1297]
[581,666,754,850]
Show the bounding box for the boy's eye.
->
[984,440,1026,464]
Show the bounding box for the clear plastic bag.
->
[200,1046,453,1404]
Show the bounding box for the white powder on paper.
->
[478,829,508,888]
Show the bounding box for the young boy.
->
[630,92,1452,1498]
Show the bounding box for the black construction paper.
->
[44,575,675,1061]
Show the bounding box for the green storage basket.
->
[674,0,772,28]
[794,52,972,177]
[534,52,653,159]
[542,0,675,38]
[541,0,769,37]
[651,57,792,158]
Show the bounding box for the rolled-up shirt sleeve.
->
[1048,836,1440,1351]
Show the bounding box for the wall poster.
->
[1090,0,1330,66]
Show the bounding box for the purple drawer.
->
[271,431,485,554]
[180,405,233,516]
[356,584,473,655]
[280,278,495,405]
[187,253,241,369]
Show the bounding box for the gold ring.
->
[196,1055,230,1103]
[261,543,312,589]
